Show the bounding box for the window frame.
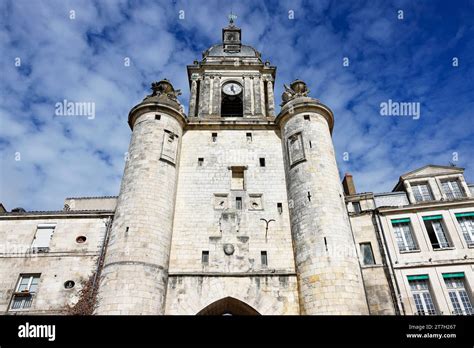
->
[456,214,474,247]
[391,219,418,252]
[444,276,473,315]
[422,216,452,250]
[360,242,376,265]
[408,277,438,315]
[411,182,434,202]
[441,179,465,200]
[10,274,41,311]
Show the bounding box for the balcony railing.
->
[452,309,474,315]
[415,310,439,315]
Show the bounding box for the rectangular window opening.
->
[392,220,418,252]
[212,132,218,142]
[155,114,161,120]
[442,179,465,200]
[246,132,252,143]
[456,215,474,247]
[261,251,268,266]
[198,158,204,166]
[235,197,242,210]
[201,251,209,264]
[259,158,266,167]
[231,167,245,190]
[445,276,473,315]
[423,218,451,249]
[31,224,55,253]
[352,202,361,214]
[411,182,434,202]
[10,274,41,310]
[277,203,283,214]
[304,114,310,121]
[408,278,437,315]
[360,243,375,265]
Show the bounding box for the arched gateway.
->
[197,297,260,315]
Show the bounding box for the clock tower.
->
[187,17,276,119]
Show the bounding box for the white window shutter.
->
[31,224,55,249]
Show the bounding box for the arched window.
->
[197,297,260,315]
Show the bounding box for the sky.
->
[0,0,473,211]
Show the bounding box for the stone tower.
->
[95,80,185,314]
[276,80,369,314]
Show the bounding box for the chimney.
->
[342,173,356,196]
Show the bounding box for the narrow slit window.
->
[235,197,242,210]
[261,251,268,266]
[155,114,161,120]
[304,114,310,121]
[259,158,266,167]
[212,133,218,142]
[246,132,252,142]
[277,203,283,214]
[198,158,204,166]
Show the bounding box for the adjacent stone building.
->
[0,20,472,315]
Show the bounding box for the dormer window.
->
[441,179,464,200]
[411,182,433,202]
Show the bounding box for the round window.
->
[76,236,87,243]
[64,280,75,289]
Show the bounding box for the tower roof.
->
[201,15,261,60]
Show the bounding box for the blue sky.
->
[0,0,473,210]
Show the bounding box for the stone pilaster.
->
[243,75,252,116]
[266,79,275,117]
[253,75,262,115]
[189,77,198,117]
[198,75,210,117]
[212,75,221,115]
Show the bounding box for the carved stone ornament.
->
[143,79,182,104]
[223,243,235,255]
[281,79,314,106]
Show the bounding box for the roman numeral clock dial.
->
[222,82,242,96]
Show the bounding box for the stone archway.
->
[196,296,260,315]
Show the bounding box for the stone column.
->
[267,79,275,117]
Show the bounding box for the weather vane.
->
[228,11,237,24]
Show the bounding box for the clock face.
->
[223,82,242,96]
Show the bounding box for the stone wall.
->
[0,215,109,313]
[167,127,297,313]
[278,100,369,315]
[96,110,184,315]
